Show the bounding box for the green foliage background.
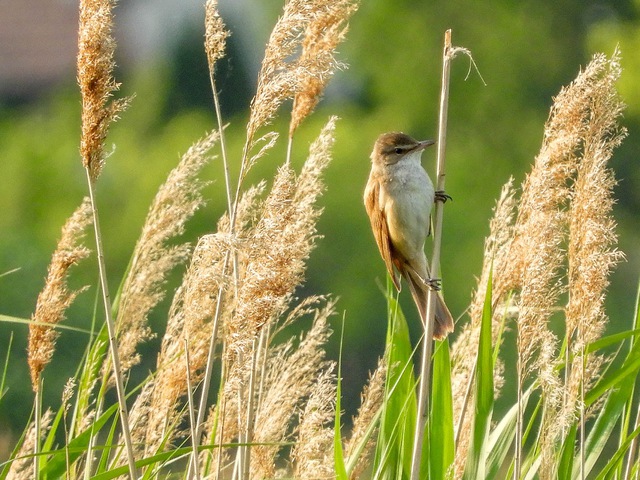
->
[1,0,639,455]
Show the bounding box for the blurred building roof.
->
[0,0,79,100]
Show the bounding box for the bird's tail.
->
[404,268,454,339]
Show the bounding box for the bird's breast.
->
[381,161,434,260]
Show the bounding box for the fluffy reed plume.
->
[291,368,337,479]
[246,0,356,146]
[6,410,53,480]
[344,358,387,480]
[141,232,228,455]
[251,303,335,479]
[556,51,626,473]
[227,117,337,356]
[77,0,129,181]
[289,0,359,137]
[246,0,312,144]
[114,131,218,375]
[565,52,625,354]
[506,52,610,477]
[204,0,229,70]
[27,199,92,391]
[527,53,626,475]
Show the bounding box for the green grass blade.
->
[486,385,533,477]
[462,270,494,480]
[335,316,348,480]
[38,398,66,476]
[557,424,577,480]
[373,279,417,480]
[428,338,454,479]
[0,314,94,334]
[40,401,119,478]
[594,423,640,480]
[96,403,120,474]
[0,332,12,405]
[573,333,640,478]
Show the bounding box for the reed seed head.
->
[28,199,92,391]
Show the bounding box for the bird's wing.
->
[364,178,401,290]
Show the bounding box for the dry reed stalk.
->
[208,118,336,478]
[204,0,228,70]
[204,0,233,217]
[288,0,358,139]
[507,49,603,477]
[251,303,335,479]
[113,131,218,377]
[141,232,229,455]
[77,0,137,475]
[245,0,314,146]
[28,199,92,391]
[559,51,625,477]
[77,0,129,182]
[344,358,387,480]
[242,0,355,185]
[226,117,337,358]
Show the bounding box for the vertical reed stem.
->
[85,171,138,479]
[515,357,523,479]
[185,338,201,480]
[34,384,41,479]
[410,28,453,480]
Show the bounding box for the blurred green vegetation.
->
[1,0,639,452]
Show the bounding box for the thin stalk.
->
[580,343,585,480]
[454,359,477,449]
[85,170,138,480]
[34,383,41,479]
[286,136,294,166]
[242,336,263,480]
[256,325,271,412]
[234,376,245,480]
[210,78,233,218]
[215,352,230,479]
[189,276,228,478]
[185,338,201,480]
[410,28,453,480]
[189,66,236,480]
[515,356,523,479]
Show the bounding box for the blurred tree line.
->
[0,0,638,450]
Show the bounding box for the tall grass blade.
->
[335,318,348,480]
[486,386,532,478]
[557,424,577,480]
[573,334,640,478]
[40,402,119,478]
[428,338,454,478]
[373,279,417,480]
[0,332,12,405]
[463,271,494,480]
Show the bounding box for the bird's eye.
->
[394,147,403,154]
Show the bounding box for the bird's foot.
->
[426,277,442,291]
[435,190,452,203]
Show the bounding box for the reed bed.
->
[1,0,636,479]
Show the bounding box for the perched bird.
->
[364,132,454,339]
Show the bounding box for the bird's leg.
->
[434,190,452,203]
[425,277,442,291]
[406,264,442,291]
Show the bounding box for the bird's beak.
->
[416,139,436,151]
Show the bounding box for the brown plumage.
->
[364,132,454,339]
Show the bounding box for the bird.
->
[364,131,454,339]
